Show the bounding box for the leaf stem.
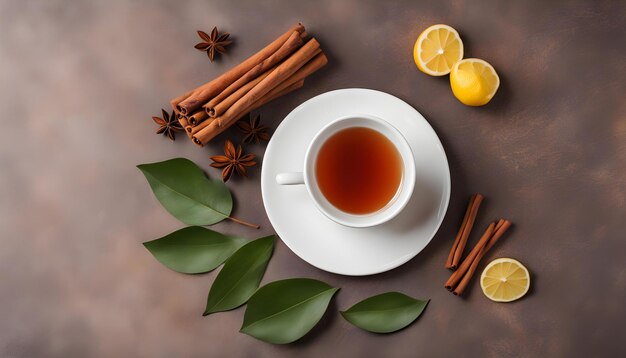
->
[227,216,260,229]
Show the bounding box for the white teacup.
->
[276,114,415,227]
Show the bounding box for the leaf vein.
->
[205,244,272,313]
[145,171,230,218]
[242,288,336,331]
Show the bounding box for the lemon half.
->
[480,258,530,302]
[450,58,500,106]
[414,24,464,76]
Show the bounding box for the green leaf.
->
[240,278,339,344]
[340,292,429,333]
[204,236,275,315]
[137,158,232,225]
[143,226,247,274]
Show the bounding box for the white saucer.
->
[261,89,450,276]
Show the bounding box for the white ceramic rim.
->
[261,88,451,275]
[302,114,416,227]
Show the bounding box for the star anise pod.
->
[194,27,232,62]
[152,109,183,141]
[237,114,271,144]
[210,140,257,182]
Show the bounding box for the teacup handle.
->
[276,172,305,185]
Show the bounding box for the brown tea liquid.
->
[315,127,403,214]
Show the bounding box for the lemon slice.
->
[414,24,464,76]
[480,258,530,302]
[450,58,500,106]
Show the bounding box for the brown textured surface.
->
[1,0,625,357]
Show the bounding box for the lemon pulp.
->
[414,24,464,76]
[480,258,530,302]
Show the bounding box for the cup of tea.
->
[276,114,415,227]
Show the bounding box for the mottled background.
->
[1,0,625,357]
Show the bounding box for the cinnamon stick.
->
[449,194,484,269]
[446,195,474,269]
[493,218,506,233]
[254,79,304,109]
[177,116,192,138]
[216,38,321,127]
[204,31,303,118]
[445,222,496,290]
[484,219,511,252]
[176,24,306,115]
[204,66,276,118]
[188,110,208,126]
[191,80,304,146]
[192,51,327,145]
[231,52,325,115]
[263,52,327,97]
[191,79,304,137]
[170,89,194,112]
[452,220,511,296]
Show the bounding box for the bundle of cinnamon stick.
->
[445,194,513,296]
[171,23,327,147]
